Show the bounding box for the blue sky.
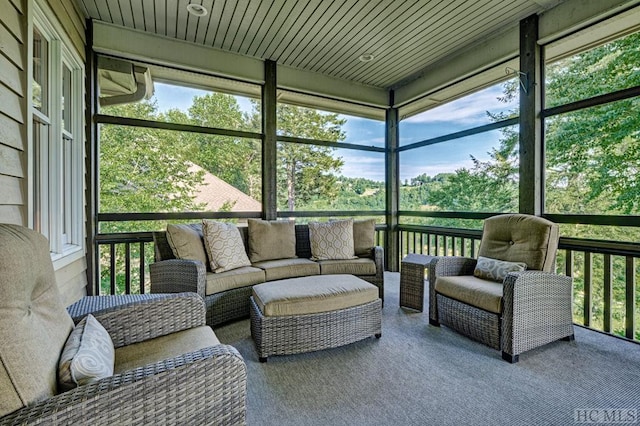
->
[153,82,517,183]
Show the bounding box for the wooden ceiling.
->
[76,0,562,89]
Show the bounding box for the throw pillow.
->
[202,220,252,273]
[166,224,208,266]
[308,219,357,260]
[247,219,297,263]
[353,219,376,256]
[474,256,527,282]
[58,314,115,391]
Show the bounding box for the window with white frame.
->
[31,4,84,261]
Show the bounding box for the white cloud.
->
[399,159,475,182]
[339,155,385,181]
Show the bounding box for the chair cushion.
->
[166,223,208,268]
[0,224,74,417]
[309,219,357,260]
[58,314,115,391]
[247,219,297,263]
[435,275,504,314]
[202,220,252,273]
[205,266,266,295]
[252,258,320,281]
[353,219,376,256]
[252,274,379,316]
[479,214,559,272]
[474,256,526,282]
[317,258,377,276]
[114,326,219,374]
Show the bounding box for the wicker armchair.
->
[428,214,574,363]
[0,224,247,425]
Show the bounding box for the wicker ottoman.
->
[250,274,382,362]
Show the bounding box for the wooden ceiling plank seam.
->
[287,0,358,71]
[104,0,123,26]
[143,0,156,33]
[228,0,260,51]
[219,0,240,47]
[236,0,274,53]
[95,0,113,22]
[194,0,216,44]
[267,0,325,59]
[277,0,343,64]
[340,0,468,83]
[116,0,134,28]
[304,1,392,72]
[153,0,167,36]
[129,0,146,31]
[253,0,300,59]
[185,0,204,42]
[243,0,283,56]
[296,0,370,68]
[83,0,101,20]
[317,0,421,76]
[75,0,91,19]
[203,0,228,47]
[369,1,535,86]
[260,0,314,59]
[221,0,248,50]
[166,0,178,37]
[351,0,487,85]
[214,0,238,49]
[247,0,290,57]
[175,0,190,40]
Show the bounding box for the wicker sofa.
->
[150,221,384,326]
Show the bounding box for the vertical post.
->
[625,257,636,339]
[262,60,277,220]
[84,20,99,295]
[519,14,542,216]
[385,91,399,271]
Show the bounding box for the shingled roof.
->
[190,163,261,212]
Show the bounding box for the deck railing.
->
[95,223,639,343]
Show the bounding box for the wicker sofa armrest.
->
[428,256,478,323]
[92,292,206,348]
[150,258,206,297]
[0,345,247,426]
[501,271,574,359]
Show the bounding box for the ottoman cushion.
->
[252,274,378,317]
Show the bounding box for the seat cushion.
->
[247,219,297,263]
[114,326,219,374]
[252,274,379,316]
[205,266,266,296]
[317,258,376,276]
[435,275,504,314]
[252,258,320,281]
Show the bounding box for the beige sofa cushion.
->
[353,219,376,256]
[309,219,357,260]
[202,220,251,273]
[247,219,297,263]
[252,258,320,281]
[165,224,208,267]
[317,258,376,276]
[114,326,219,374]
[206,266,266,295]
[0,224,74,417]
[252,274,378,316]
[435,275,504,314]
[479,214,559,272]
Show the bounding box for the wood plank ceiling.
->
[76,0,561,89]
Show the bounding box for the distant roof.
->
[189,163,261,212]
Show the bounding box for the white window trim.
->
[29,1,85,265]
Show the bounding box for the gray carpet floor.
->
[214,272,640,426]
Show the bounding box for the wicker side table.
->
[400,254,434,311]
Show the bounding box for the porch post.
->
[262,60,277,220]
[519,14,543,216]
[386,91,399,272]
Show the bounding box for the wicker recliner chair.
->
[0,224,247,425]
[428,214,574,363]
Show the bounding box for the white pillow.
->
[473,256,527,282]
[308,219,357,260]
[202,220,252,273]
[58,314,114,391]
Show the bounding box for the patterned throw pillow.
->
[202,220,252,273]
[474,256,527,282]
[58,314,115,391]
[308,219,358,260]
